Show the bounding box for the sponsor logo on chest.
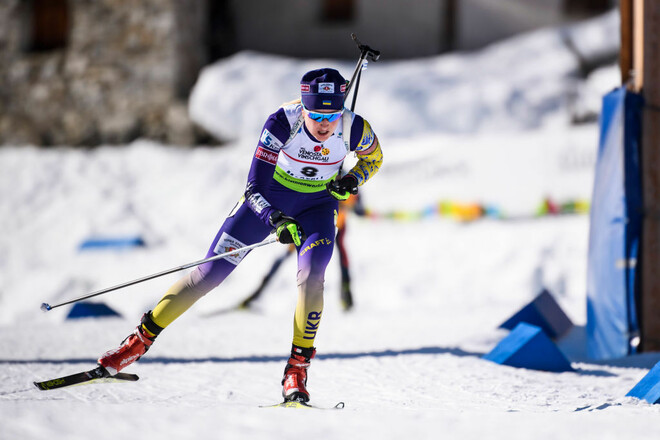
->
[298,145,331,162]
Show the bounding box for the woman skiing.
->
[97,68,383,403]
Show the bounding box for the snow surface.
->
[2,10,660,440]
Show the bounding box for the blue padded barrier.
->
[66,302,122,319]
[586,87,643,360]
[484,323,573,372]
[78,236,146,251]
[626,361,660,404]
[500,289,573,340]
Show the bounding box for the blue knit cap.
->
[300,68,346,111]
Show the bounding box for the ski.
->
[260,401,345,410]
[34,366,139,391]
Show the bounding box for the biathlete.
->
[97,68,383,403]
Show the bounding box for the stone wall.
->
[0,0,207,146]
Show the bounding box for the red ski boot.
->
[98,312,162,376]
[282,345,316,402]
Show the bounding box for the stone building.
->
[0,0,612,146]
[0,0,207,146]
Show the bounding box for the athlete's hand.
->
[269,211,306,246]
[326,174,358,201]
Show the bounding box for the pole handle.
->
[344,34,381,108]
[351,33,380,62]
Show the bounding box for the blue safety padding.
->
[484,323,573,372]
[500,289,573,340]
[586,87,643,360]
[79,236,146,251]
[626,361,660,404]
[66,302,122,319]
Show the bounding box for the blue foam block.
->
[500,289,573,340]
[78,236,146,251]
[626,361,660,404]
[484,323,573,372]
[66,302,122,319]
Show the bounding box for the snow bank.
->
[189,10,619,142]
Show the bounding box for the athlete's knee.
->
[297,266,325,290]
[297,254,331,288]
[192,260,233,293]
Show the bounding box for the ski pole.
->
[40,235,279,312]
[344,33,380,110]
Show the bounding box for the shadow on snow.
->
[0,345,481,366]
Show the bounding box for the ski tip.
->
[40,303,52,312]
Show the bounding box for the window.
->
[322,0,354,23]
[29,0,70,52]
[563,0,612,17]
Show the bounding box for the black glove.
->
[326,174,359,201]
[269,210,306,246]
